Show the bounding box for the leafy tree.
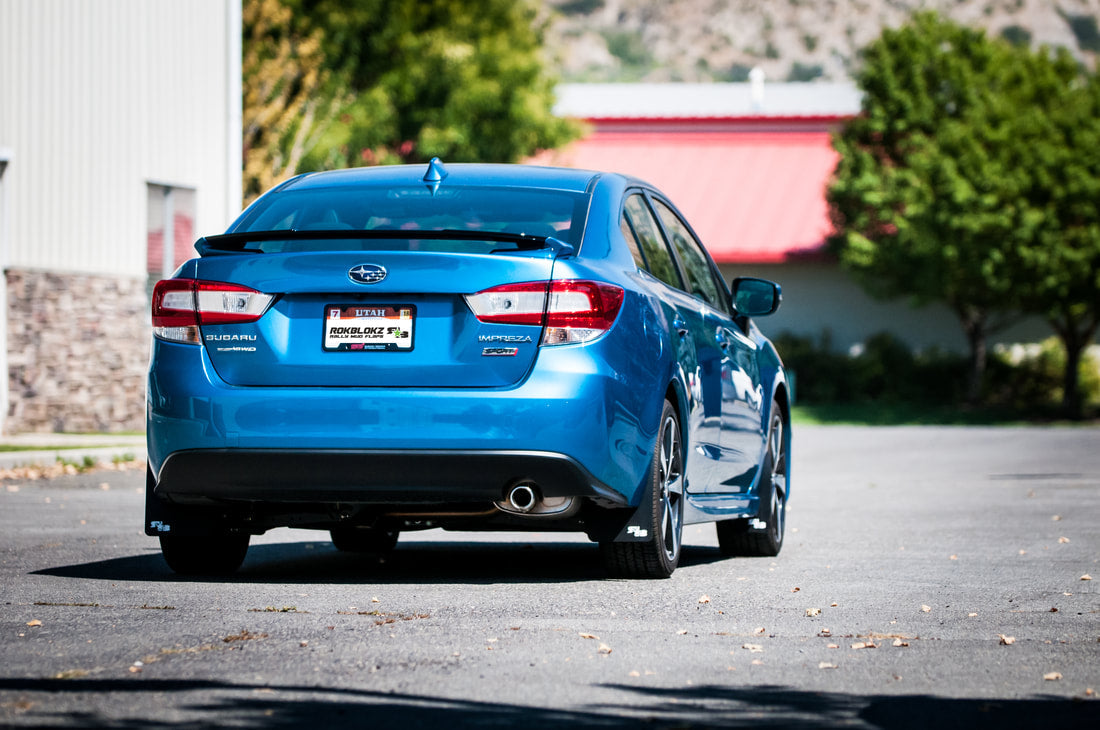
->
[828,12,1100,411]
[243,0,580,202]
[283,0,580,171]
[1005,62,1100,417]
[828,13,1025,401]
[242,0,349,203]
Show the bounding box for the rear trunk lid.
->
[193,248,555,388]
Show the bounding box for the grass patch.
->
[791,402,1094,426]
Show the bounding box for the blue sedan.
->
[146,160,790,578]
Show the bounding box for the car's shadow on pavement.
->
[32,541,729,584]
[0,677,1095,729]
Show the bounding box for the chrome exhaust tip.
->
[507,483,538,513]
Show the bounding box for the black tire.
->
[716,400,787,558]
[159,532,249,576]
[330,526,399,554]
[601,399,685,578]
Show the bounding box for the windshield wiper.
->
[196,228,574,257]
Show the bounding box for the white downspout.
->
[225,0,242,225]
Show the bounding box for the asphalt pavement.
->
[0,425,1097,728]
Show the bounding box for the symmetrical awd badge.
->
[348,264,387,284]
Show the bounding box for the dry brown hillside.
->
[544,0,1100,82]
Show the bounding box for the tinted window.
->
[653,199,724,310]
[623,195,681,288]
[619,216,648,270]
[233,186,588,252]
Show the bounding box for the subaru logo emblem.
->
[348,264,386,284]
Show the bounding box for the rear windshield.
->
[231,185,589,253]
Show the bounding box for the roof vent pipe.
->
[749,67,766,112]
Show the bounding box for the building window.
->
[146,184,196,289]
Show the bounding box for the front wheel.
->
[159,532,249,576]
[601,399,684,578]
[716,401,787,557]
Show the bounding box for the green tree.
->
[828,12,1100,410]
[1006,63,1100,417]
[283,0,581,170]
[242,0,349,203]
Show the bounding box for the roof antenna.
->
[423,157,448,195]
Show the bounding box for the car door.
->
[648,196,765,492]
[621,193,721,494]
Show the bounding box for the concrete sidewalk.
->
[0,433,146,471]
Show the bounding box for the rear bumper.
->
[147,338,661,507]
[154,448,624,505]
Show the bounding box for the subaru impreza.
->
[146,160,789,578]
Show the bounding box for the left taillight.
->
[465,280,625,345]
[152,280,273,344]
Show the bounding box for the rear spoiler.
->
[195,229,575,258]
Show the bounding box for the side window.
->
[652,199,724,310]
[622,195,681,288]
[619,216,648,271]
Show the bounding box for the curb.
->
[0,445,146,471]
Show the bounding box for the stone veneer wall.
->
[6,269,149,433]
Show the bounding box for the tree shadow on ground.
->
[32,541,728,585]
[0,678,1095,729]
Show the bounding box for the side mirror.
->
[730,277,781,317]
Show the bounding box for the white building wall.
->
[0,0,235,277]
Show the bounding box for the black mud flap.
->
[584,491,656,543]
[144,467,244,538]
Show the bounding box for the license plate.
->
[323,305,415,351]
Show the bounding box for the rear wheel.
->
[716,402,787,557]
[330,526,399,554]
[159,533,249,576]
[601,399,684,578]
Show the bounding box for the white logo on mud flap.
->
[626,525,648,538]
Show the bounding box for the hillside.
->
[544,0,1100,82]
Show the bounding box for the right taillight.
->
[152,279,273,344]
[465,280,624,345]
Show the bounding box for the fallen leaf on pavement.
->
[598,643,612,655]
[920,605,932,613]
[25,620,41,627]
[998,635,1016,645]
[579,633,599,640]
[827,644,839,649]
[1044,672,1062,681]
[1081,574,1092,581]
[754,627,766,634]
[806,608,821,617]
[1058,537,1070,544]
[698,595,710,604]
[893,639,909,647]
[742,644,764,653]
[818,662,837,669]
[851,642,876,650]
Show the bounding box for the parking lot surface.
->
[1,426,1098,728]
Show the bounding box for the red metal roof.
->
[532,129,840,264]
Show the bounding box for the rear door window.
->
[622,194,682,288]
[652,198,725,311]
